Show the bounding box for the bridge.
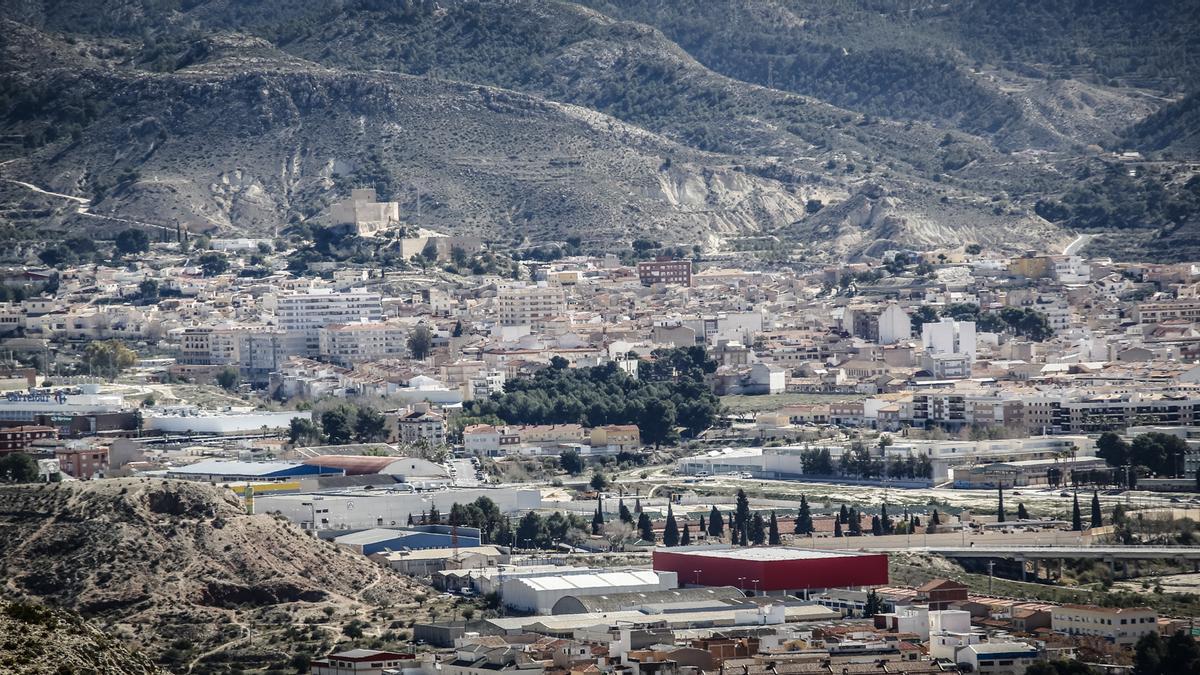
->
[854,544,1200,581]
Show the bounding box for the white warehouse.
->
[501,569,678,615]
[255,487,542,531]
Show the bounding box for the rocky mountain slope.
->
[0,478,427,671]
[0,600,165,674]
[0,0,1197,259]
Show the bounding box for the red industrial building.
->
[653,546,888,594]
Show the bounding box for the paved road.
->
[1062,233,1093,255]
[450,458,481,486]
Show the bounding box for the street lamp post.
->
[693,569,702,586]
[738,576,746,592]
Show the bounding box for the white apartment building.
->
[878,302,912,345]
[318,320,408,367]
[1051,604,1157,646]
[276,288,383,356]
[497,282,565,330]
[922,317,976,361]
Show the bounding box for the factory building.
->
[550,586,745,615]
[255,486,542,531]
[501,569,679,615]
[165,459,345,482]
[653,546,888,595]
[331,525,483,555]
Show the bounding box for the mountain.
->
[0,478,427,671]
[0,0,1198,259]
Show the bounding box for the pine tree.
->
[795,495,813,535]
[1071,494,1083,531]
[863,589,882,617]
[871,515,882,536]
[768,511,781,545]
[997,484,1005,523]
[619,499,633,524]
[1017,503,1029,520]
[681,522,691,545]
[834,519,843,537]
[637,511,655,543]
[663,505,680,547]
[1091,491,1103,529]
[749,513,766,545]
[708,505,723,536]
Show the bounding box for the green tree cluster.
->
[465,347,720,446]
[287,404,391,446]
[82,340,138,380]
[1097,431,1189,477]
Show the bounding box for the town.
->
[1,185,1199,675]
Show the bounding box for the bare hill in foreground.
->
[0,600,166,674]
[0,478,434,672]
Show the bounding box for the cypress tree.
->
[881,503,892,535]
[592,506,603,535]
[735,489,751,533]
[795,495,813,534]
[739,525,749,546]
[1017,503,1029,520]
[768,511,781,545]
[619,499,633,524]
[681,522,691,545]
[834,519,843,537]
[727,511,735,534]
[1071,494,1083,531]
[931,509,941,526]
[840,504,849,524]
[997,484,1005,523]
[848,508,862,536]
[635,497,642,513]
[749,513,766,545]
[663,505,680,546]
[1091,491,1103,529]
[871,515,882,536]
[699,514,707,536]
[637,511,655,542]
[708,505,723,535]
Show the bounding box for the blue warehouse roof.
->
[168,460,345,478]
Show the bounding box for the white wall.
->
[257,487,542,530]
[145,411,309,434]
